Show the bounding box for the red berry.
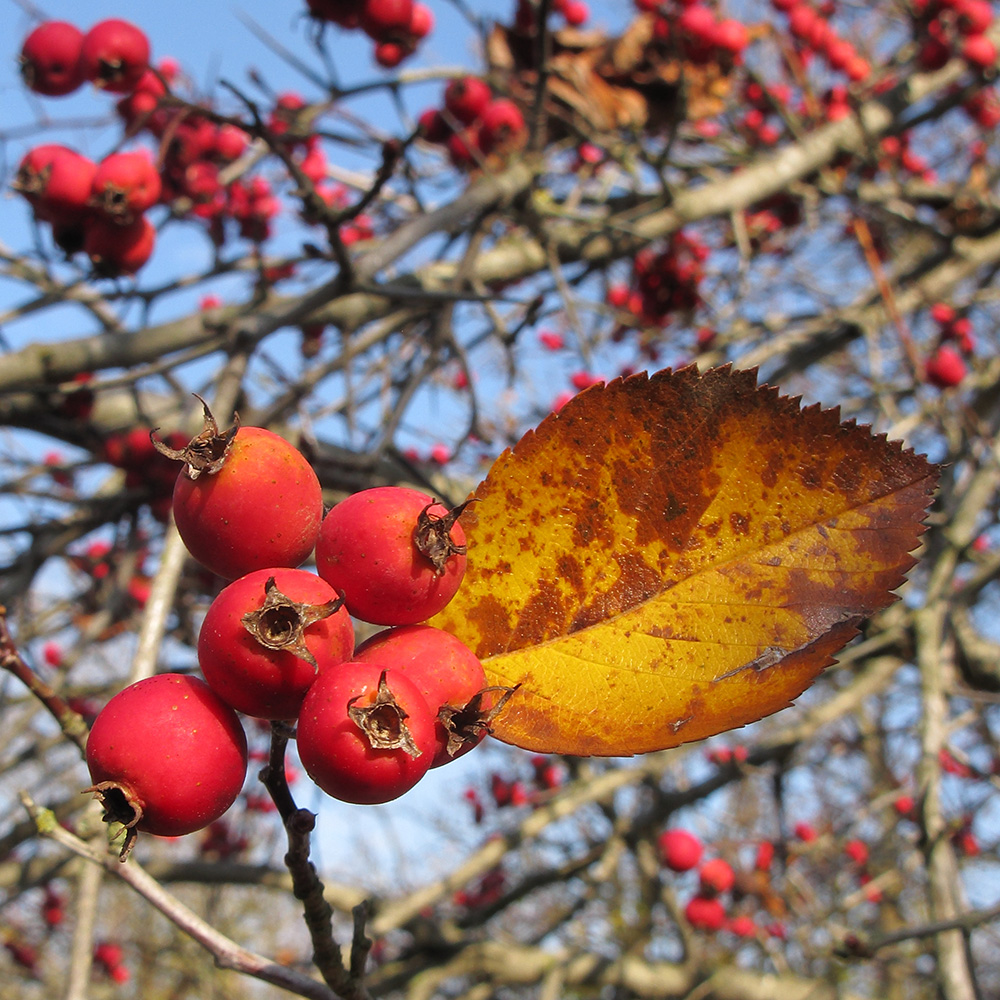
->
[957,1,993,36]
[825,37,856,72]
[19,21,85,97]
[606,284,631,309]
[79,19,150,94]
[296,661,437,803]
[166,417,323,581]
[699,857,735,894]
[794,820,817,842]
[788,5,819,41]
[418,108,452,143]
[353,624,489,766]
[315,486,468,625]
[83,215,156,278]
[408,2,434,38]
[845,55,871,82]
[374,40,410,67]
[109,964,131,984]
[14,145,97,225]
[727,914,756,937]
[198,568,355,720]
[684,894,726,931]
[478,98,527,154]
[94,942,124,970]
[714,18,749,55]
[447,127,483,169]
[91,150,162,221]
[657,828,703,871]
[755,840,775,871]
[963,33,997,69]
[924,345,967,388]
[562,0,589,26]
[930,301,956,325]
[42,641,64,668]
[85,674,247,853]
[443,76,493,126]
[844,838,869,865]
[360,0,414,39]
[894,794,915,817]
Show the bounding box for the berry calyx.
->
[315,486,470,625]
[198,568,354,720]
[155,396,323,580]
[79,19,150,94]
[296,661,438,803]
[240,575,345,669]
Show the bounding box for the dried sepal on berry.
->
[413,497,475,575]
[348,670,423,758]
[438,684,517,761]
[150,393,240,480]
[81,780,143,861]
[240,576,345,670]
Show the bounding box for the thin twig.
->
[20,792,339,1000]
[0,607,88,753]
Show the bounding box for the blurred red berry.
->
[658,828,703,872]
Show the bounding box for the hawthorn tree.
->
[1,1,999,999]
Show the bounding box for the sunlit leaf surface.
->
[433,366,938,756]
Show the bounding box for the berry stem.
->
[263,722,373,999]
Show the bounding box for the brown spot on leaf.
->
[430,366,938,755]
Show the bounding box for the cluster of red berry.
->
[924,301,976,389]
[606,231,710,332]
[771,0,872,81]
[305,0,434,68]
[418,76,527,170]
[12,17,368,276]
[84,404,504,857]
[639,1,751,64]
[658,829,753,934]
[911,0,997,71]
[15,20,160,276]
[93,941,130,984]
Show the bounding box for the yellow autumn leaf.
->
[432,366,938,756]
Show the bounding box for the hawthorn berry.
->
[755,840,775,871]
[353,623,499,766]
[698,857,735,895]
[19,21,85,97]
[657,828,703,872]
[79,19,150,94]
[91,151,163,222]
[727,914,756,938]
[684,894,726,931]
[315,486,469,625]
[443,76,492,126]
[844,838,869,865]
[155,399,323,580]
[924,345,967,388]
[85,674,248,858]
[408,3,434,37]
[478,99,527,155]
[360,0,415,39]
[296,661,437,803]
[198,568,354,719]
[14,145,96,225]
[84,215,156,277]
[794,820,818,842]
[963,34,997,70]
